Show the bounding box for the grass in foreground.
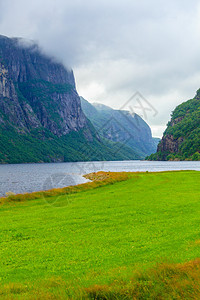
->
[0,171,200,299]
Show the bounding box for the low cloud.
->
[1,0,200,136]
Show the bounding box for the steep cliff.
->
[147,90,200,161]
[0,35,89,137]
[81,97,158,158]
[0,35,139,163]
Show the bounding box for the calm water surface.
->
[0,160,200,197]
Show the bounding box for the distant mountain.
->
[0,35,140,163]
[147,90,200,161]
[153,137,161,149]
[81,97,158,158]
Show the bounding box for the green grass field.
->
[1,171,200,299]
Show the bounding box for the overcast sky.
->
[1,0,200,137]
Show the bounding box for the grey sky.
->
[1,0,200,136]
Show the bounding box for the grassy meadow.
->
[0,171,200,299]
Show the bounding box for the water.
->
[0,160,200,197]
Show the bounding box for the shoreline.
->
[1,170,198,204]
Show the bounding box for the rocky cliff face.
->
[0,35,140,163]
[0,35,90,137]
[157,133,184,154]
[148,90,200,161]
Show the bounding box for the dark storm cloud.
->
[0,0,200,136]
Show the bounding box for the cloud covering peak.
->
[1,0,200,136]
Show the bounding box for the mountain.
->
[147,90,200,161]
[0,35,140,163]
[153,137,161,149]
[81,97,158,158]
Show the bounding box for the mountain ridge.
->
[81,97,158,158]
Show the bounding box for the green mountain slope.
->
[0,123,141,163]
[147,90,200,161]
